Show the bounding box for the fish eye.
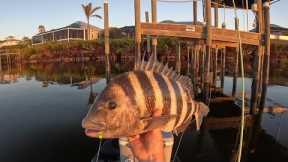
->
[108,101,117,109]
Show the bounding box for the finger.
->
[129,135,150,161]
[144,129,165,162]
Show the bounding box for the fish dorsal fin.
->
[135,55,194,95]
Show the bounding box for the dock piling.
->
[193,0,198,24]
[250,0,264,115]
[259,1,271,111]
[104,0,111,83]
[220,48,226,91]
[145,11,151,55]
[151,0,158,60]
[204,0,212,103]
[134,0,142,68]
[176,42,181,74]
[232,17,240,97]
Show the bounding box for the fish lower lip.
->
[85,128,105,136]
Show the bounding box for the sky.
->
[0,0,287,40]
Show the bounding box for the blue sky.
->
[0,0,287,40]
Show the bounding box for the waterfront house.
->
[0,36,21,48]
[32,21,102,45]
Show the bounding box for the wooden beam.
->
[141,23,260,46]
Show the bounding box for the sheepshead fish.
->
[82,57,209,139]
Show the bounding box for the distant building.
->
[250,24,288,42]
[32,21,102,45]
[250,24,288,36]
[270,24,288,36]
[0,36,21,48]
[38,25,46,33]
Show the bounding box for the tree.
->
[21,36,32,46]
[81,2,102,40]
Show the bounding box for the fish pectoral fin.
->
[174,119,193,135]
[140,115,177,132]
[194,102,209,131]
[195,113,203,131]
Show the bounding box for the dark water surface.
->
[0,63,287,162]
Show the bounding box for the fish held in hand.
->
[82,57,209,139]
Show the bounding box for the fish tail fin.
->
[195,102,209,131]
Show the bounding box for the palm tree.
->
[82,2,102,40]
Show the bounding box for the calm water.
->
[0,63,287,162]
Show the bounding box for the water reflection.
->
[0,63,287,162]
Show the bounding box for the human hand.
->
[128,129,164,162]
[128,110,165,162]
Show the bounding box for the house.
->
[250,24,288,42]
[0,36,21,48]
[32,21,102,45]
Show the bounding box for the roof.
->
[211,0,274,9]
[250,24,288,34]
[67,21,102,30]
[35,21,102,36]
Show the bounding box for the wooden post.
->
[204,0,212,103]
[194,47,199,95]
[104,0,111,83]
[67,28,70,42]
[176,42,181,74]
[200,46,205,94]
[83,30,86,40]
[250,0,264,115]
[0,55,2,71]
[213,48,218,87]
[193,0,198,24]
[187,46,191,74]
[151,0,157,60]
[232,17,240,97]
[220,48,226,91]
[134,0,142,68]
[214,1,219,27]
[6,55,9,67]
[259,1,271,110]
[145,11,151,55]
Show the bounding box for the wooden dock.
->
[131,0,274,161]
[0,49,21,71]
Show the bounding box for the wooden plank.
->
[141,23,260,46]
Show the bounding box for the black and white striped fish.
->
[82,56,209,139]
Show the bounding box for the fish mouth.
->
[82,121,107,137]
[85,128,106,137]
